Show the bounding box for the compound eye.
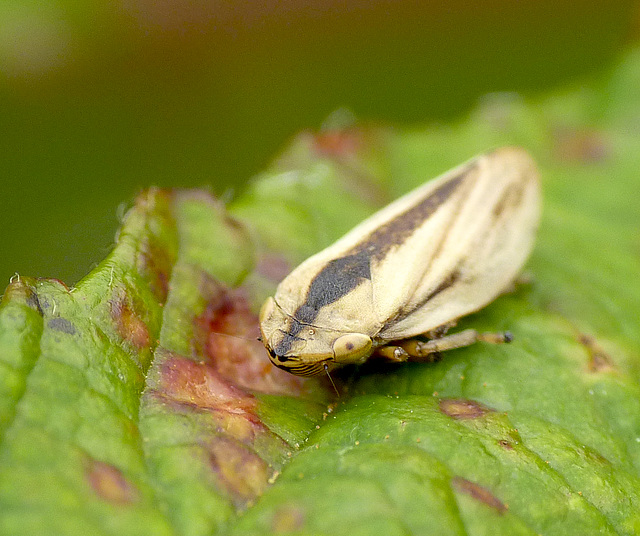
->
[332,333,372,364]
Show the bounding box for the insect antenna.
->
[209,331,259,343]
[324,363,340,397]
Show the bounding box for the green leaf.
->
[2,50,640,536]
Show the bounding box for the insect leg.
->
[375,345,412,363]
[376,329,513,363]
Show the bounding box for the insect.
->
[259,147,540,376]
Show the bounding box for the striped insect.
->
[259,147,541,376]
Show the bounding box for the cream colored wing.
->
[376,146,540,340]
[273,147,540,342]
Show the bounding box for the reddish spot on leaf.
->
[207,436,269,508]
[498,439,514,451]
[439,398,493,420]
[579,334,616,373]
[195,283,310,396]
[160,354,281,446]
[451,476,507,514]
[271,504,306,533]
[161,356,255,413]
[87,460,138,504]
[111,292,151,350]
[313,128,362,158]
[154,277,326,508]
[553,127,611,163]
[158,353,288,506]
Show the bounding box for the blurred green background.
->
[1,0,638,286]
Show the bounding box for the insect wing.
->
[377,147,540,340]
[271,153,471,336]
[271,147,540,345]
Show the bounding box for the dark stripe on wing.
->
[354,167,470,263]
[298,168,469,313]
[276,165,471,357]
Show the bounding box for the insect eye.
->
[332,333,372,364]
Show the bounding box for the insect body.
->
[259,147,540,376]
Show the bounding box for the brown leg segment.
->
[375,329,513,363]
